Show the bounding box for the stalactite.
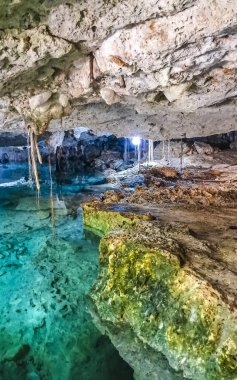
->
[167,139,171,164]
[151,140,154,162]
[137,142,141,172]
[180,138,183,173]
[124,137,128,163]
[148,139,154,163]
[148,140,150,163]
[162,140,166,161]
[134,145,138,162]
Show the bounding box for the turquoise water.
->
[0,164,133,380]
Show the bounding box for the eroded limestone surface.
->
[83,203,237,380]
[0,1,237,138]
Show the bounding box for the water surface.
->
[0,164,133,380]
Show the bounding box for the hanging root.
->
[27,128,33,183]
[33,133,42,164]
[30,129,40,192]
[89,52,95,89]
[48,156,55,238]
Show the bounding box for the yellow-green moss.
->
[82,203,152,234]
[91,235,237,380]
[84,203,237,379]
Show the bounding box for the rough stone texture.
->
[0,129,131,171]
[0,1,237,139]
[83,204,237,380]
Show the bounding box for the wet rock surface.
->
[83,200,237,379]
[88,219,237,379]
[82,149,237,380]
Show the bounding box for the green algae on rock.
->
[82,202,153,235]
[85,205,237,380]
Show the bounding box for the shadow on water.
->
[0,164,134,380]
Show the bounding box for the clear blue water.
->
[0,164,133,380]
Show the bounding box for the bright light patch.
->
[132,136,141,146]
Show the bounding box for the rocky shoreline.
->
[81,163,237,380]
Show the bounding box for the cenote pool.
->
[0,164,133,380]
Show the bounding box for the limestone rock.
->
[194,142,214,155]
[47,131,65,153]
[109,159,125,171]
[94,158,107,171]
[29,92,52,111]
[0,0,237,139]
[100,88,121,105]
[83,205,237,380]
[58,94,69,108]
[163,83,191,102]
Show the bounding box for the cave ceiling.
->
[0,0,237,140]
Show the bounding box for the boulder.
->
[100,88,121,105]
[0,147,28,163]
[58,93,69,108]
[0,152,9,164]
[29,91,52,111]
[94,158,107,171]
[84,144,101,163]
[100,150,122,163]
[73,127,89,139]
[109,159,125,171]
[194,142,214,155]
[230,141,237,150]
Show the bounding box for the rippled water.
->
[0,164,133,380]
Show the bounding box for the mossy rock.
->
[83,203,237,379]
[82,203,153,235]
[90,233,237,380]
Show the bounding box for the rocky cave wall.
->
[0,130,136,173]
[0,0,237,140]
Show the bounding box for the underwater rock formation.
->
[83,203,237,380]
[0,1,236,139]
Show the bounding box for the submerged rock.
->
[12,344,30,363]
